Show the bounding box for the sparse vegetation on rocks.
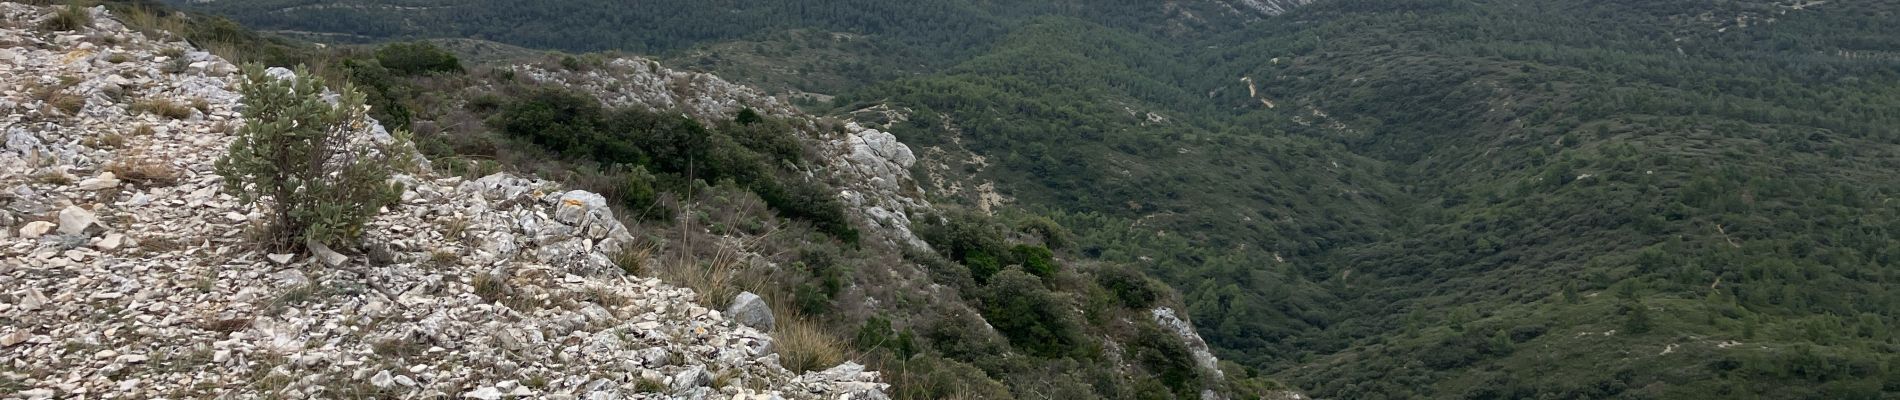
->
[0,4,892,399]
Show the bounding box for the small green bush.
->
[216,64,405,250]
[853,316,916,356]
[1016,215,1074,249]
[618,165,659,211]
[1096,264,1163,309]
[1009,245,1057,279]
[734,108,764,125]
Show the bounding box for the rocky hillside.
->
[1202,0,1321,17]
[3,3,1275,399]
[500,58,934,250]
[0,4,884,399]
[474,52,1265,400]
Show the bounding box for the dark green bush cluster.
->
[486,89,857,241]
[374,41,464,76]
[918,210,1062,283]
[1009,244,1056,278]
[328,42,471,132]
[216,64,406,250]
[338,58,414,130]
[979,269,1086,358]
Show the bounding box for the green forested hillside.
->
[1203,0,1900,397]
[163,0,1250,93]
[170,0,1900,397]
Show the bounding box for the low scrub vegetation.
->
[486,89,857,241]
[214,64,406,250]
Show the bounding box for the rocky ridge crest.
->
[0,4,884,399]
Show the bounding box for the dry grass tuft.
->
[40,4,89,32]
[139,235,187,253]
[118,5,187,41]
[473,273,543,311]
[86,132,126,149]
[103,152,180,186]
[613,243,654,276]
[35,171,72,185]
[133,98,194,119]
[203,41,245,66]
[29,80,83,116]
[201,317,252,334]
[578,285,629,307]
[472,272,508,302]
[440,216,470,240]
[429,249,459,267]
[774,314,848,373]
[658,252,744,309]
[634,378,666,393]
[50,93,83,115]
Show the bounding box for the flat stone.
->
[267,253,294,264]
[271,269,309,287]
[18,388,55,399]
[94,233,124,250]
[57,205,100,235]
[77,172,119,190]
[1,331,30,347]
[18,221,54,238]
[369,370,394,388]
[462,386,503,400]
[18,289,48,311]
[307,239,347,267]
